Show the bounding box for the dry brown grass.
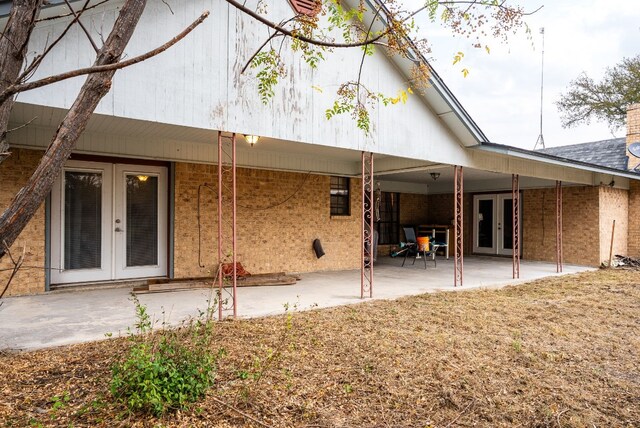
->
[1,269,639,427]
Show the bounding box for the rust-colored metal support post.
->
[555,180,563,273]
[361,152,374,298]
[454,166,464,287]
[512,174,520,279]
[217,132,237,320]
[217,133,223,320]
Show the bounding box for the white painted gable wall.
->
[18,0,468,165]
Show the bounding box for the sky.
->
[417,0,640,149]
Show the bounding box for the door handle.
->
[115,227,124,232]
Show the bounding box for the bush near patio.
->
[109,296,218,417]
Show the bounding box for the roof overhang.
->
[478,142,640,181]
[346,0,489,148]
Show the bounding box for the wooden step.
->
[133,273,300,294]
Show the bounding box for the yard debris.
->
[610,254,640,269]
[221,262,251,278]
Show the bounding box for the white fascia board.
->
[476,144,640,181]
[344,0,487,148]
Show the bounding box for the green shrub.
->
[109,295,217,416]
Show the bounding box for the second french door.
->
[51,161,167,284]
[473,193,520,256]
[113,164,167,279]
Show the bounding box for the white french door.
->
[473,193,520,256]
[51,161,113,283]
[51,161,167,284]
[113,164,167,279]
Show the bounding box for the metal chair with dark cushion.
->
[401,226,437,269]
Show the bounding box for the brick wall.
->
[426,193,472,254]
[174,164,361,278]
[0,149,46,296]
[173,163,217,278]
[598,187,628,263]
[522,186,601,266]
[627,103,640,171]
[629,181,640,257]
[399,193,428,226]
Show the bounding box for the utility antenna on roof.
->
[533,27,546,150]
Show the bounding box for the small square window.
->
[330,176,350,216]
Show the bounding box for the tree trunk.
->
[0,0,44,164]
[0,0,148,259]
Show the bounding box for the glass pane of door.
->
[126,174,158,267]
[478,199,494,248]
[502,198,513,250]
[375,192,400,244]
[64,171,102,270]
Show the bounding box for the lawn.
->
[1,269,638,427]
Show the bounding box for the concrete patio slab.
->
[0,257,594,351]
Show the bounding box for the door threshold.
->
[471,253,516,258]
[49,277,166,293]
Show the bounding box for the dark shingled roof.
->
[538,138,629,171]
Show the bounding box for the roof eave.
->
[358,0,488,147]
[478,142,640,180]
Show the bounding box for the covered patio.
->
[0,257,593,351]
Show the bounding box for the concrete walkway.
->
[0,256,593,351]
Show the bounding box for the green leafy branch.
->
[250,49,285,104]
[326,82,414,133]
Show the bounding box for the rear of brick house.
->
[1,0,639,300]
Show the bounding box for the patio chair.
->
[401,226,437,269]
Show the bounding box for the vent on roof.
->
[288,0,320,16]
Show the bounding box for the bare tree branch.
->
[0,11,210,106]
[0,3,210,259]
[160,0,174,15]
[210,396,272,428]
[356,5,384,107]
[225,0,391,48]
[0,0,151,259]
[64,0,100,53]
[241,32,282,74]
[6,116,38,134]
[18,0,96,83]
[36,0,113,22]
[0,240,25,300]
[0,0,45,164]
[239,14,301,75]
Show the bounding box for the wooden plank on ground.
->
[133,273,299,294]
